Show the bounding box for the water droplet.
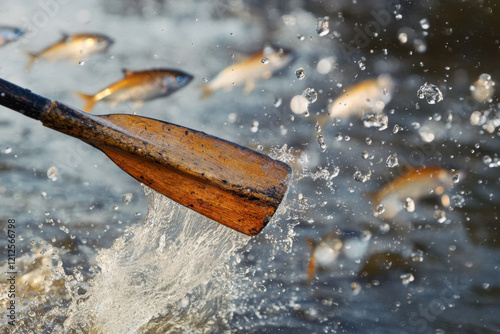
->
[386,154,399,168]
[122,193,133,204]
[398,32,408,44]
[257,284,267,292]
[404,197,415,212]
[315,122,321,133]
[414,39,427,53]
[302,87,318,103]
[353,170,371,183]
[79,61,85,66]
[251,120,259,133]
[470,73,495,102]
[4,147,12,154]
[274,97,282,108]
[202,77,208,83]
[417,83,443,104]
[362,113,389,131]
[452,173,460,183]
[317,134,327,152]
[297,34,305,41]
[295,68,305,79]
[351,282,362,295]
[420,18,430,30]
[261,57,269,64]
[331,166,340,178]
[411,250,424,262]
[317,57,335,74]
[393,124,401,133]
[113,205,119,211]
[418,126,435,142]
[316,16,330,36]
[290,95,309,114]
[470,108,500,133]
[400,273,414,285]
[434,209,446,223]
[375,204,385,215]
[358,60,366,70]
[47,166,58,181]
[451,194,465,208]
[379,222,390,233]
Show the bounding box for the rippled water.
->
[1,0,500,333]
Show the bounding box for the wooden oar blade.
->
[95,114,292,236]
[0,78,291,235]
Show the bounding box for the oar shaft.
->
[0,78,127,149]
[0,78,52,120]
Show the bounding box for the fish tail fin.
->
[74,92,97,113]
[306,237,317,283]
[198,84,213,99]
[24,52,38,71]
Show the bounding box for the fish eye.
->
[177,75,183,82]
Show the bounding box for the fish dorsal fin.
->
[122,69,135,77]
[60,32,70,41]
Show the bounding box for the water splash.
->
[0,186,252,333]
[63,186,250,333]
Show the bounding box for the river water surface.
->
[1,0,499,333]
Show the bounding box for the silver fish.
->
[25,33,113,70]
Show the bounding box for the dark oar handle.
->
[0,78,52,120]
[0,78,121,148]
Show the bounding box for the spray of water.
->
[1,186,251,333]
[64,186,251,333]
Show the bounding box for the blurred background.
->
[1,0,499,333]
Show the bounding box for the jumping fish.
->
[327,74,394,118]
[199,45,295,98]
[75,68,193,112]
[0,26,24,46]
[368,166,461,219]
[25,33,113,70]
